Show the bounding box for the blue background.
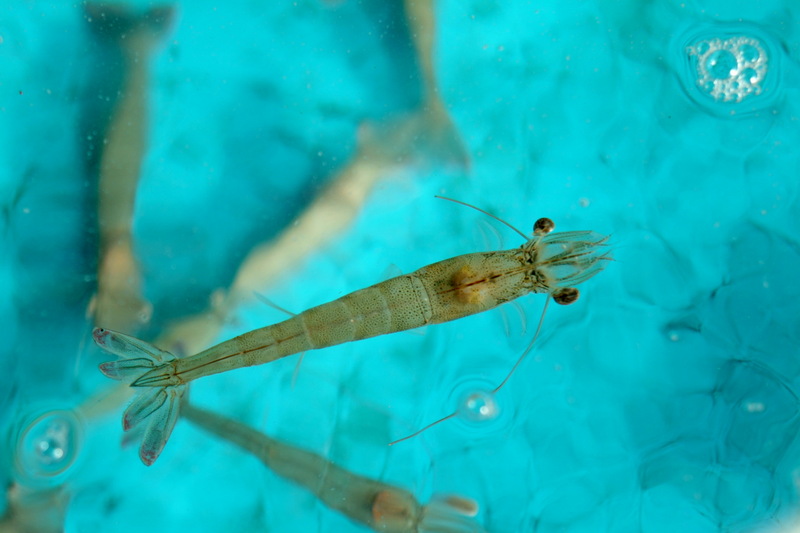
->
[2,0,799,532]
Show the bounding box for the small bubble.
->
[15,410,82,485]
[433,373,515,441]
[705,49,738,80]
[741,67,758,84]
[739,44,760,62]
[745,401,765,413]
[460,391,498,422]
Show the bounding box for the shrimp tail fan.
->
[93,327,185,466]
[419,494,487,533]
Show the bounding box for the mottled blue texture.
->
[2,0,800,532]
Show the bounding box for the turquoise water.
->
[2,0,800,532]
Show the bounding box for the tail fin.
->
[93,327,185,465]
[419,494,486,533]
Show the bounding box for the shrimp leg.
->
[88,3,174,333]
[181,403,485,533]
[95,202,610,464]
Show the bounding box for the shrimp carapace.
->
[95,199,610,464]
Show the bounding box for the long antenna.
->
[435,195,529,241]
[491,296,550,393]
[389,412,458,446]
[389,295,553,446]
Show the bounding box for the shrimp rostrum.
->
[94,199,610,464]
[182,402,486,533]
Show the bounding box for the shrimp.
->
[181,402,486,533]
[94,197,610,464]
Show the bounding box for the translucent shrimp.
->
[94,198,610,464]
[181,403,485,533]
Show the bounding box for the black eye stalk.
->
[533,217,555,236]
[552,287,580,306]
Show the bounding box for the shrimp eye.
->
[553,287,579,305]
[533,217,555,236]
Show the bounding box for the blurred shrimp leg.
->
[0,485,68,533]
[225,0,469,304]
[182,403,485,533]
[119,0,469,356]
[85,3,175,333]
[403,0,470,168]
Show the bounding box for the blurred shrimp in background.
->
[3,0,481,531]
[87,3,175,335]
[182,402,485,533]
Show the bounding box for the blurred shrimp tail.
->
[418,495,485,533]
[85,3,176,334]
[93,327,185,465]
[404,0,470,169]
[182,402,486,532]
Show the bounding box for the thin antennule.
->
[491,296,551,393]
[389,294,556,446]
[253,292,297,317]
[435,195,529,241]
[389,412,458,446]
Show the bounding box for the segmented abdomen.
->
[174,274,435,381]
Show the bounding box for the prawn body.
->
[94,206,609,465]
[138,249,549,386]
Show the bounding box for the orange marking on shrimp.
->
[371,490,415,529]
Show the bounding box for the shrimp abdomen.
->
[302,275,433,345]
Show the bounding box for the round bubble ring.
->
[13,408,84,487]
[687,36,767,103]
[674,23,782,116]
[444,374,516,439]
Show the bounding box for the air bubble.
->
[14,409,83,486]
[739,44,760,62]
[459,390,499,422]
[677,24,781,116]
[741,68,757,84]
[687,36,767,103]
[434,373,515,443]
[705,49,738,80]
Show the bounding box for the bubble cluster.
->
[14,410,82,486]
[687,36,768,103]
